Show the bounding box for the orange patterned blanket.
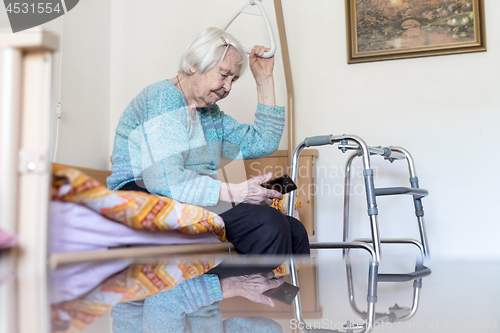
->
[52,167,227,240]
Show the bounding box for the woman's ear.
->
[189,65,197,74]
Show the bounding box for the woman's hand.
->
[220,272,285,307]
[249,45,276,106]
[220,172,283,205]
[249,45,274,83]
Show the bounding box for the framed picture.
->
[345,0,486,63]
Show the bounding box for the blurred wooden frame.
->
[345,0,486,64]
[0,27,58,333]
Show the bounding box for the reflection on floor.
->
[47,250,500,333]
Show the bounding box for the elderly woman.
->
[108,27,309,256]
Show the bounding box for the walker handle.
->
[304,135,333,147]
[222,0,277,58]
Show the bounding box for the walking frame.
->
[286,134,432,333]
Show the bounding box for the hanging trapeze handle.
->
[222,0,277,58]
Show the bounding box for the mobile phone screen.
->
[261,174,298,194]
[262,281,300,305]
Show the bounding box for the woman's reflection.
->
[50,261,284,333]
[112,272,284,333]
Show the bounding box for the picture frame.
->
[345,0,486,64]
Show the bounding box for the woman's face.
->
[190,47,242,107]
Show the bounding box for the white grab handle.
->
[222,0,277,58]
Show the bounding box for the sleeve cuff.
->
[256,103,285,118]
[203,274,223,304]
[203,179,222,206]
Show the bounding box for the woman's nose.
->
[223,78,232,92]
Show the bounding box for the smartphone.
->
[261,174,297,194]
[263,281,300,305]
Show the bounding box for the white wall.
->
[279,0,500,261]
[53,0,111,169]
[4,0,497,261]
[1,1,111,170]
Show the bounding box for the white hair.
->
[179,27,247,77]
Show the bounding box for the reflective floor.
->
[41,249,500,333]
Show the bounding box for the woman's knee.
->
[246,206,293,253]
[287,217,310,254]
[288,217,308,239]
[253,206,291,236]
[222,204,298,254]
